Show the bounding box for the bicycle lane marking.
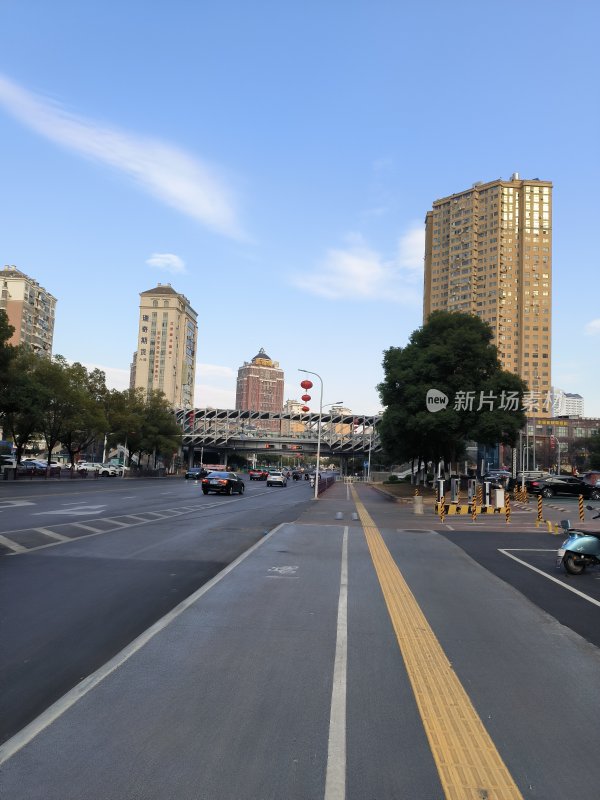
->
[350,485,523,800]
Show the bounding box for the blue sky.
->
[1,0,599,416]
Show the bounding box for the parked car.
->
[482,471,512,489]
[185,467,208,480]
[581,471,600,488]
[507,471,550,491]
[16,461,46,475]
[201,471,245,496]
[266,471,287,487]
[98,463,119,477]
[527,475,600,500]
[73,462,102,473]
[112,464,129,476]
[249,468,268,481]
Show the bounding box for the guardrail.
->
[317,475,336,495]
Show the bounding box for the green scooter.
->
[556,506,600,575]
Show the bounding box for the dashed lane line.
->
[0,497,245,556]
[71,523,104,534]
[0,534,26,553]
[32,527,70,541]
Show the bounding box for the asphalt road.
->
[1,480,599,799]
[0,475,314,743]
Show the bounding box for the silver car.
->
[266,471,287,487]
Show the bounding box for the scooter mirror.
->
[560,519,571,532]
[586,505,594,510]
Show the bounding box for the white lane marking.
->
[0,500,35,511]
[32,505,107,516]
[101,519,130,528]
[0,535,26,553]
[499,549,600,608]
[324,526,348,800]
[70,523,104,533]
[0,521,288,765]
[32,528,70,542]
[4,497,243,556]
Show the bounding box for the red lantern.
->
[301,394,311,402]
[300,379,313,390]
[301,405,310,412]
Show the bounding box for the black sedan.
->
[528,475,600,500]
[185,467,208,480]
[201,471,245,496]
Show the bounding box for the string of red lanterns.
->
[300,379,313,412]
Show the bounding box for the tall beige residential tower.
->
[130,283,197,407]
[424,173,552,401]
[0,265,56,356]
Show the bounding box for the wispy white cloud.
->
[82,364,130,390]
[196,363,235,379]
[291,222,424,304]
[146,253,186,275]
[194,364,235,408]
[397,222,425,275]
[584,318,600,335]
[0,73,242,238]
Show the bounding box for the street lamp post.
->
[298,369,343,500]
[299,369,323,499]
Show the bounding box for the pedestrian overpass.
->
[175,408,382,464]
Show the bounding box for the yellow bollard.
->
[536,494,543,528]
[505,494,511,524]
[414,487,420,497]
[579,494,584,522]
[439,494,446,524]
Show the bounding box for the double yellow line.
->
[351,486,523,800]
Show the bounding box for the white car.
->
[74,462,103,473]
[98,463,119,476]
[266,471,287,487]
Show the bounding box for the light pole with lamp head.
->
[298,368,342,500]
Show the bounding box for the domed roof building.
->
[235,348,284,421]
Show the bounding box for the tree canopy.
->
[377,311,527,466]
[0,349,182,468]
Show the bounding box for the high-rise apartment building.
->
[552,389,584,418]
[236,348,284,418]
[0,265,56,356]
[424,174,552,401]
[130,283,197,407]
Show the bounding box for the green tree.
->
[0,309,16,414]
[58,362,108,468]
[105,388,145,467]
[377,312,527,470]
[32,356,99,467]
[106,388,181,469]
[588,433,600,470]
[138,392,182,468]
[0,349,48,463]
